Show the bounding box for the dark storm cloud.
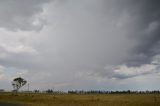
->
[122,0,160,66]
[71,0,160,79]
[1,0,160,90]
[97,0,160,67]
[0,0,51,31]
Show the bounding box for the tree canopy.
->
[12,77,27,93]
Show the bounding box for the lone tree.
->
[12,77,27,94]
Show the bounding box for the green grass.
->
[0,92,160,106]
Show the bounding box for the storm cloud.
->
[0,0,50,31]
[0,0,160,91]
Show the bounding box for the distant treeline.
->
[38,89,160,94]
[1,89,160,94]
[34,89,66,94]
[67,90,160,94]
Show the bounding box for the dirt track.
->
[0,103,22,106]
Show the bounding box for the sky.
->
[0,0,160,91]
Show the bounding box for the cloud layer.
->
[0,0,50,31]
[0,0,160,91]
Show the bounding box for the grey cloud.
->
[86,0,160,68]
[122,0,160,66]
[1,0,160,90]
[23,0,160,80]
[0,0,51,31]
[87,63,159,80]
[57,0,160,79]
[94,0,160,67]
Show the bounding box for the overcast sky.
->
[0,0,160,91]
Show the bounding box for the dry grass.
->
[0,92,160,106]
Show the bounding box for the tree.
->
[12,77,27,94]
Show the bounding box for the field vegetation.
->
[0,92,160,106]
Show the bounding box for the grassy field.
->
[0,92,160,106]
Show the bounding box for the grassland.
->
[0,92,160,106]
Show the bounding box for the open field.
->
[0,92,160,106]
